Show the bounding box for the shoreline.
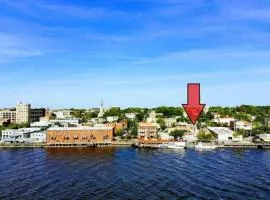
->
[0,143,270,149]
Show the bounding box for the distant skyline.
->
[1,0,270,108]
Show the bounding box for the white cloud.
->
[0,34,42,63]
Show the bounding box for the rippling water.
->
[0,147,270,200]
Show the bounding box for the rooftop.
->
[48,126,113,131]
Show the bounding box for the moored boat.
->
[167,141,186,149]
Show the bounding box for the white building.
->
[53,110,72,119]
[259,134,270,142]
[158,132,174,140]
[165,118,177,128]
[30,132,46,143]
[212,117,235,125]
[107,116,118,123]
[125,113,136,120]
[31,121,52,128]
[183,132,197,142]
[1,128,45,143]
[146,111,159,123]
[208,127,243,142]
[50,119,80,127]
[16,102,31,124]
[231,121,252,131]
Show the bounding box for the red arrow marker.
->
[182,83,205,125]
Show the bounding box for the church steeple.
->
[101,97,103,108]
[98,97,104,118]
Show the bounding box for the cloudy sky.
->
[0,0,270,108]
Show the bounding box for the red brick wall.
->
[47,129,113,145]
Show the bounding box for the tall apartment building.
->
[16,103,31,124]
[138,122,158,140]
[0,103,45,124]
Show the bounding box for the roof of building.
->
[208,127,234,135]
[139,122,157,127]
[48,126,113,131]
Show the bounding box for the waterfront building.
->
[138,122,158,140]
[47,126,114,145]
[1,128,43,143]
[158,132,174,140]
[183,132,197,142]
[105,121,128,135]
[30,132,46,143]
[230,120,252,131]
[258,134,270,142]
[208,127,243,142]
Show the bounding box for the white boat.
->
[195,142,217,150]
[158,143,169,148]
[167,141,186,149]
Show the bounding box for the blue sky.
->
[0,0,270,108]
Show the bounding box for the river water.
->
[0,147,270,200]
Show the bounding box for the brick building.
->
[47,127,114,145]
[138,122,158,140]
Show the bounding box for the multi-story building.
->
[0,109,16,123]
[30,108,46,123]
[53,110,72,119]
[16,103,31,124]
[230,120,252,131]
[47,126,114,145]
[1,128,45,143]
[0,103,45,124]
[138,122,158,140]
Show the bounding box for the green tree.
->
[104,107,121,118]
[197,130,214,142]
[154,106,183,118]
[170,130,185,140]
[136,112,144,122]
[157,118,166,130]
[115,129,124,137]
[128,120,138,136]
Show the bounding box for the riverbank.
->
[1,142,270,149]
[0,140,134,148]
